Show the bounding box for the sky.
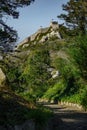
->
[7,0,68,43]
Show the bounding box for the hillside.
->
[0,21,62,128]
[2,21,87,108]
[0,20,87,129]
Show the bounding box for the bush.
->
[80,87,87,110]
[43,80,66,101]
[28,107,52,126]
[61,93,81,104]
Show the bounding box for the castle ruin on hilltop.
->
[50,21,59,30]
[16,21,61,49]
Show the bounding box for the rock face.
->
[0,55,3,60]
[0,68,6,86]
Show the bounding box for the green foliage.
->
[27,107,52,127]
[7,67,19,82]
[61,93,81,104]
[6,35,87,110]
[46,38,66,52]
[80,86,87,110]
[68,35,87,79]
[58,0,87,35]
[59,25,70,38]
[0,91,52,126]
[43,80,66,101]
[43,35,87,110]
[57,35,87,108]
[6,66,23,92]
[20,45,51,97]
[19,91,36,103]
[2,27,87,113]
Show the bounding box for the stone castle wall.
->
[50,21,59,30]
[16,21,60,49]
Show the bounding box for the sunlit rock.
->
[0,68,6,86]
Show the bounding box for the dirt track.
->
[44,104,87,130]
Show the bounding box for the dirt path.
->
[44,104,87,130]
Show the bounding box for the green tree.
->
[58,0,87,35]
[21,46,51,97]
[0,0,34,45]
[68,35,87,79]
[6,66,22,91]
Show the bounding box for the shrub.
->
[80,86,87,110]
[43,80,66,101]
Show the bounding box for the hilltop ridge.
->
[16,21,61,49]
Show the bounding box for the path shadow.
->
[44,104,87,130]
[0,90,34,126]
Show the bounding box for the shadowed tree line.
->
[0,0,34,46]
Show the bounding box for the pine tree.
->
[58,0,87,35]
[0,0,34,45]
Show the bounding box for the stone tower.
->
[50,21,59,31]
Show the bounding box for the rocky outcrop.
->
[30,27,49,42]
[0,55,3,60]
[0,68,6,86]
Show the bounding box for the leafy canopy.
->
[58,0,87,35]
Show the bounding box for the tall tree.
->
[58,0,87,34]
[0,0,34,46]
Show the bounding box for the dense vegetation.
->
[3,34,87,111]
[58,0,87,35]
[0,0,87,128]
[43,35,87,109]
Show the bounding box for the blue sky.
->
[7,0,68,43]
